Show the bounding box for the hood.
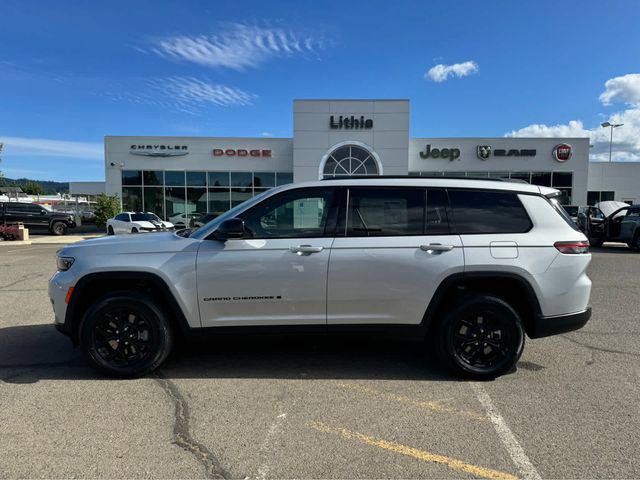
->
[58,232,200,257]
[596,201,629,218]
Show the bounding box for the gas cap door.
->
[490,241,519,259]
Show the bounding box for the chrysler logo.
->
[130,145,189,157]
[553,144,572,162]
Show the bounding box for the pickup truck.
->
[0,201,76,235]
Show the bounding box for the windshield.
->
[189,188,275,239]
[131,213,160,222]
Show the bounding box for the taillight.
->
[554,241,589,254]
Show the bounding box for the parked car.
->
[50,177,591,379]
[193,213,219,229]
[0,201,76,235]
[168,212,202,228]
[583,201,640,249]
[562,205,589,226]
[106,212,174,235]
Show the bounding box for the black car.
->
[0,202,76,235]
[582,201,640,249]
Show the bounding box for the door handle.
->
[420,243,454,253]
[290,245,324,255]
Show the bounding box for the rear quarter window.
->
[448,189,532,234]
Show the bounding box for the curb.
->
[0,240,32,246]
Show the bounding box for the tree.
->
[22,180,45,195]
[94,194,121,229]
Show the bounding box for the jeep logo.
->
[419,144,461,161]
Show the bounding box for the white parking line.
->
[470,382,542,480]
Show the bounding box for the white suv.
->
[49,178,592,379]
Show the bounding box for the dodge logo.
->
[477,145,491,160]
[553,144,572,162]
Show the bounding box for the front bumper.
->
[529,307,592,339]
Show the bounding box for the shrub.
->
[0,225,21,241]
[94,194,121,229]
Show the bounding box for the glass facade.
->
[121,170,293,219]
[411,171,574,204]
[587,191,615,206]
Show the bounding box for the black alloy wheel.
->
[107,225,114,235]
[436,295,524,379]
[80,293,172,378]
[131,227,139,234]
[51,221,68,236]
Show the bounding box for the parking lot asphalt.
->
[0,244,639,479]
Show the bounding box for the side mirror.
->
[41,210,47,215]
[213,218,245,241]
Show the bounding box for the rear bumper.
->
[530,307,591,339]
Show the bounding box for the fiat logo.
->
[553,144,572,162]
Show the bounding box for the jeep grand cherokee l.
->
[49,178,592,379]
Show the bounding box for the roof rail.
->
[321,175,525,183]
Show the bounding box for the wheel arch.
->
[422,272,542,339]
[65,271,191,344]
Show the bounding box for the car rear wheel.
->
[436,295,524,379]
[51,221,68,236]
[80,292,173,378]
[589,237,603,248]
[107,225,114,235]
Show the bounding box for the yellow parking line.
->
[308,421,518,480]
[336,382,487,421]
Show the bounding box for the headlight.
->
[56,256,75,271]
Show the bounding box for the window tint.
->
[6,203,29,212]
[241,189,335,238]
[115,213,129,221]
[347,188,424,237]
[448,189,532,234]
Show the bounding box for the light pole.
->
[601,121,624,162]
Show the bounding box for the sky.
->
[0,0,639,182]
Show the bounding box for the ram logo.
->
[477,145,492,160]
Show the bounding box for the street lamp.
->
[601,121,624,162]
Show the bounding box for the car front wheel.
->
[436,294,525,379]
[50,221,68,236]
[79,293,173,378]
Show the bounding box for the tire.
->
[435,294,525,380]
[79,292,173,378]
[131,227,139,234]
[50,221,68,236]
[628,232,640,250]
[589,237,603,248]
[107,226,114,236]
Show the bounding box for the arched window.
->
[321,144,380,178]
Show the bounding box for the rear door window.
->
[346,188,425,236]
[448,189,532,234]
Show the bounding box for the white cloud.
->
[0,136,103,160]
[506,73,640,162]
[425,61,478,82]
[599,73,640,106]
[260,131,273,137]
[150,77,256,114]
[151,23,324,70]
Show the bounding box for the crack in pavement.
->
[153,372,232,479]
[560,334,640,358]
[0,273,44,290]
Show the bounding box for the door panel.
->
[327,186,462,325]
[327,235,463,325]
[196,187,338,327]
[196,238,333,327]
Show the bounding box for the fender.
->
[65,271,192,343]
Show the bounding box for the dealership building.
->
[104,99,638,220]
